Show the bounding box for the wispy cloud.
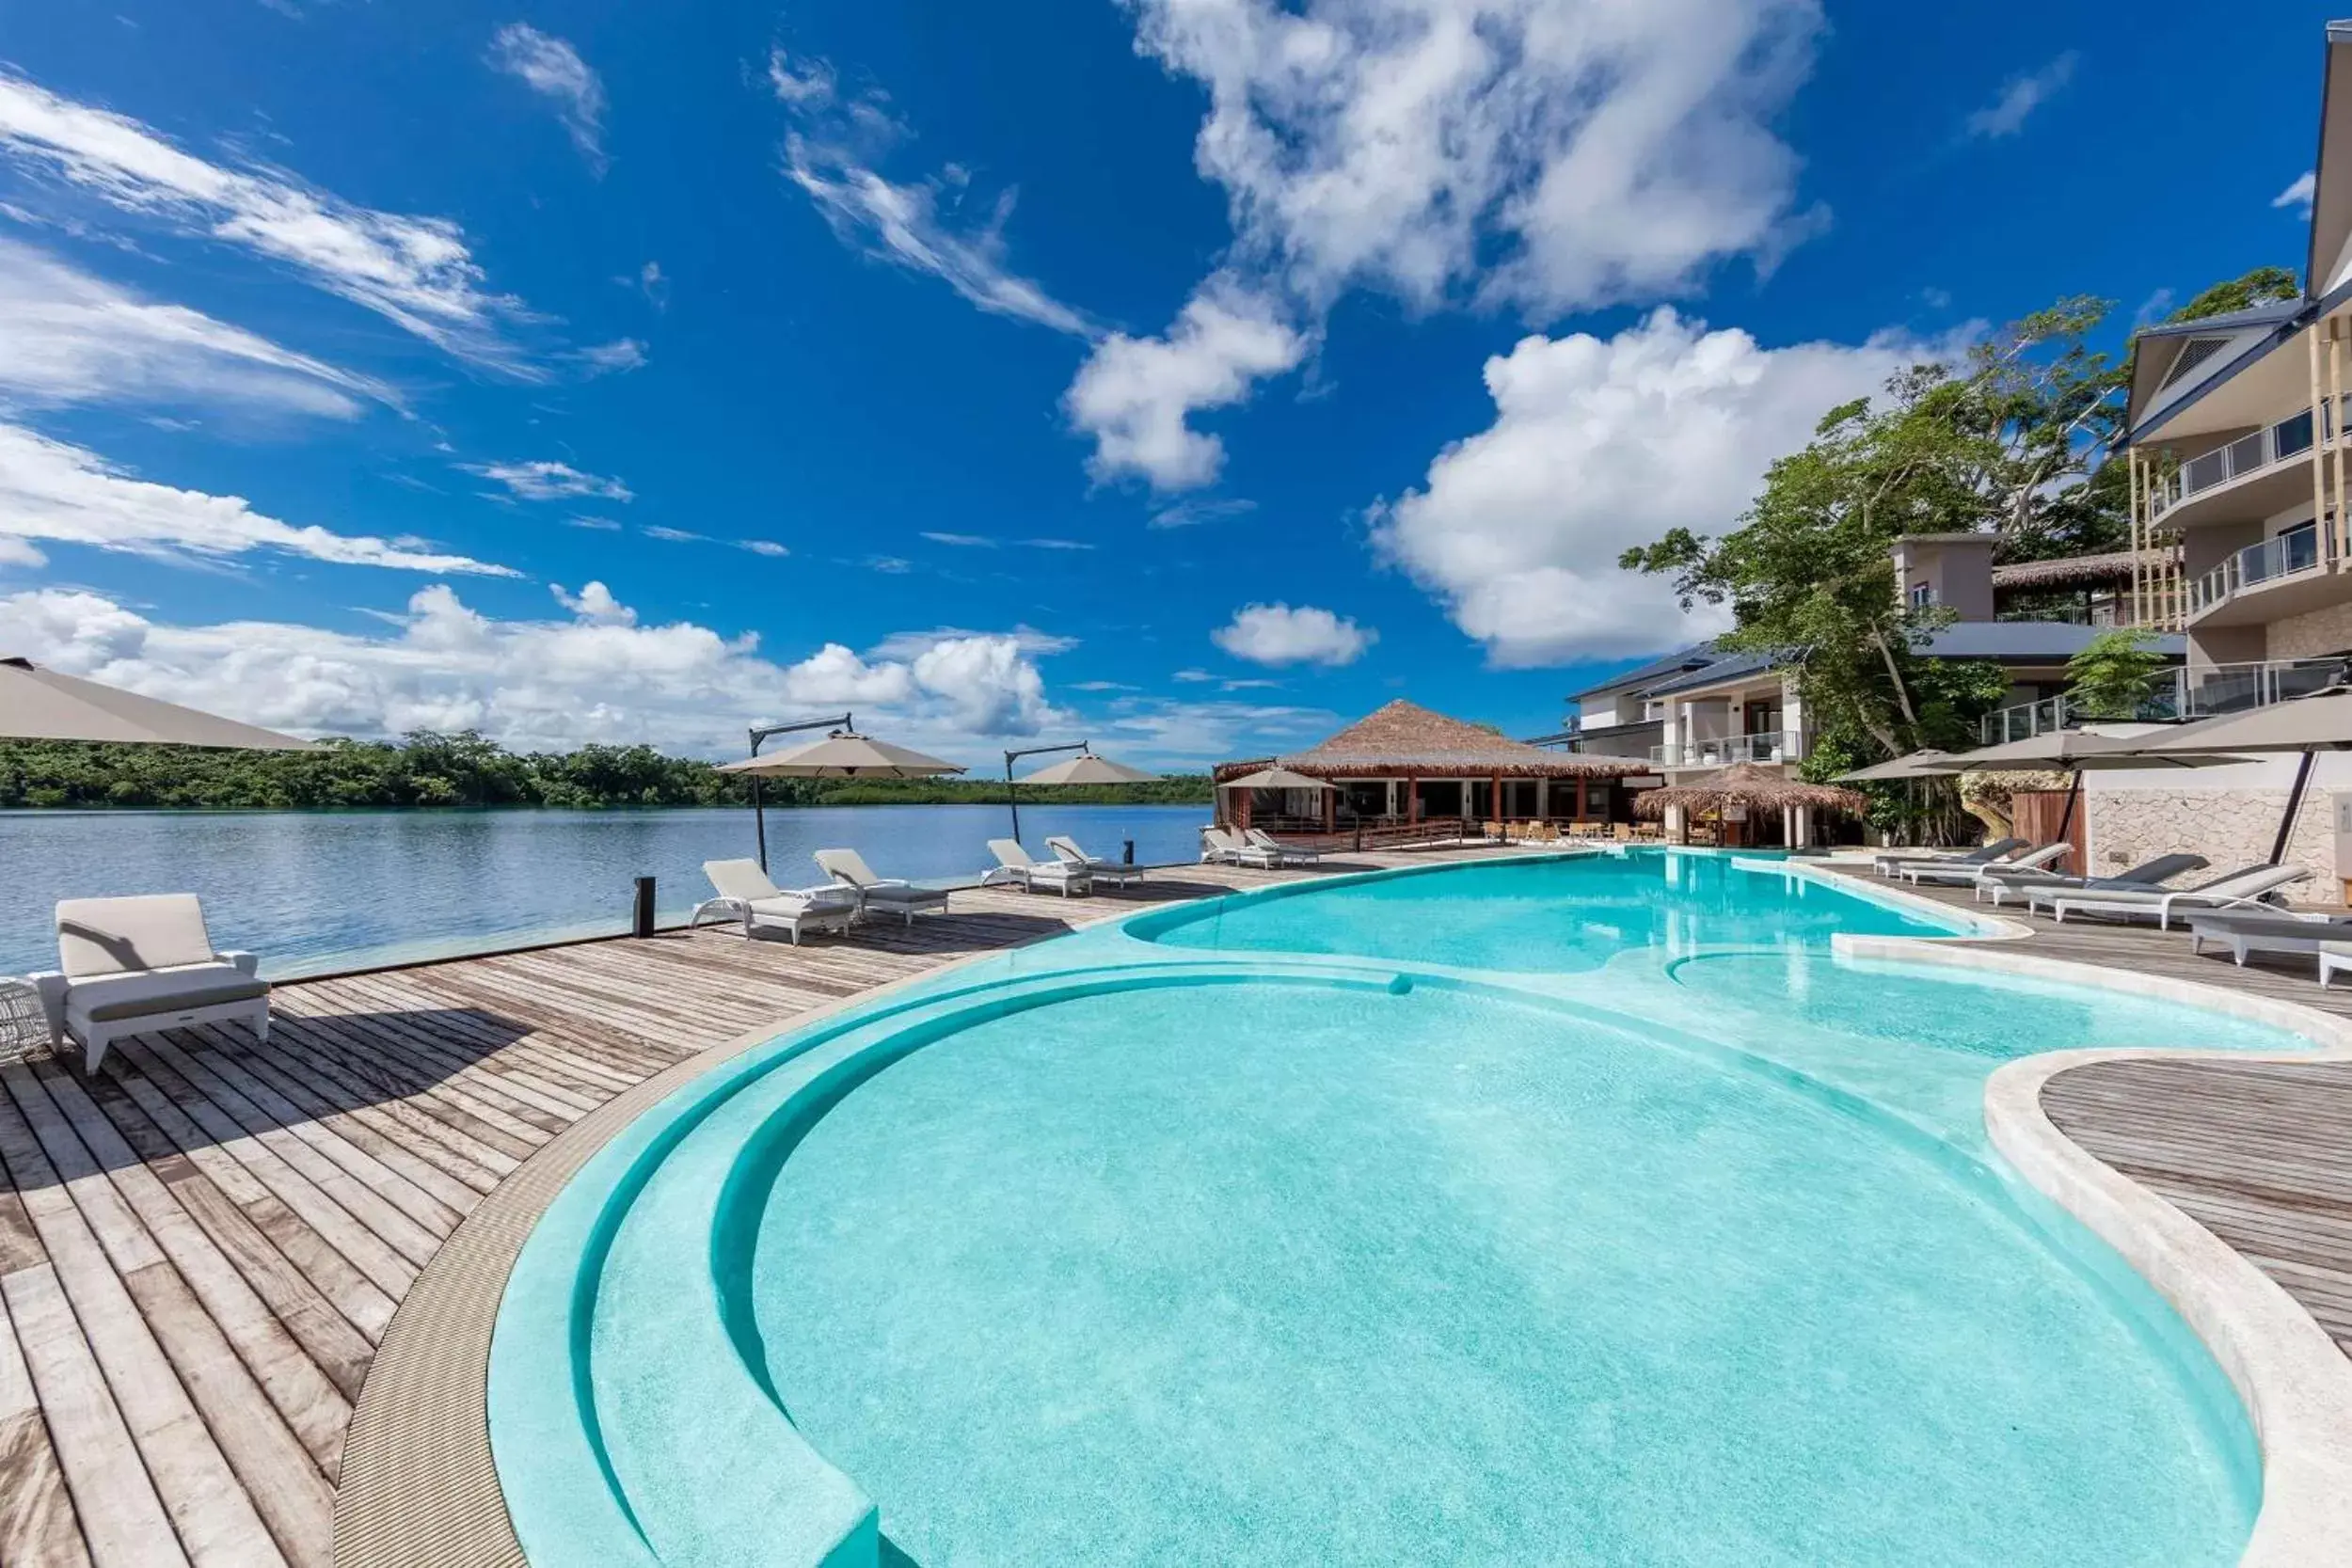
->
[2276,171,2318,216]
[0,236,397,417]
[1964,52,2078,140]
[1020,537,1094,551]
[920,531,995,547]
[468,460,633,502]
[0,421,514,576]
[768,47,1095,338]
[488,23,609,172]
[642,523,788,558]
[870,624,1075,660]
[573,338,647,375]
[1149,497,1257,530]
[0,69,539,372]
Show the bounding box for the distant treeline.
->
[0,731,1212,812]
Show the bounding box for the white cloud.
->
[0,537,47,569]
[1370,307,1935,665]
[1095,695,1339,770]
[869,625,1076,660]
[920,531,995,547]
[489,24,609,171]
[1964,52,2078,140]
[1172,668,1216,682]
[0,421,515,576]
[1064,277,1306,490]
[0,69,535,372]
[1122,0,1821,317]
[1021,537,1095,551]
[550,579,634,624]
[467,459,633,502]
[2276,171,2318,216]
[638,523,788,558]
[771,48,1093,337]
[564,515,623,531]
[632,260,669,309]
[0,237,397,418]
[574,337,647,375]
[0,582,1072,753]
[1150,496,1256,529]
[1212,602,1374,667]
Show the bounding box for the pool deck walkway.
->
[0,843,2347,1567]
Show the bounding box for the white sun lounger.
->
[2031,863,2312,929]
[2185,909,2352,972]
[1899,842,2068,887]
[690,860,860,944]
[814,848,954,924]
[1245,828,1319,866]
[1044,835,1143,888]
[982,839,1090,896]
[1871,838,2025,879]
[1974,852,2209,908]
[28,894,269,1073]
[1200,828,1279,868]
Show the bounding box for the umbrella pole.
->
[753,777,768,872]
[2270,750,2317,865]
[2055,770,2082,877]
[1005,754,1021,845]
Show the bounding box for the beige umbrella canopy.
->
[0,657,316,750]
[1218,766,1334,792]
[1635,762,1867,819]
[717,730,964,778]
[1019,752,1159,785]
[1836,750,1955,783]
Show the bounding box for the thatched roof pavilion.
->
[1249,699,1649,781]
[1634,762,1866,819]
[1216,699,1652,834]
[1989,546,2179,593]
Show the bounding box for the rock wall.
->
[2086,787,2343,904]
[2264,598,2352,659]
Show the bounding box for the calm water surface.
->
[0,804,1210,978]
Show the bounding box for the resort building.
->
[1559,534,2185,778]
[1216,699,1654,838]
[2081,19,2352,895]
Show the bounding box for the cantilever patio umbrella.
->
[1835,750,1955,784]
[0,657,317,749]
[2111,689,2352,863]
[719,726,964,869]
[1935,729,2249,868]
[1001,747,1160,845]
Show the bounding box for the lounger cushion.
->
[68,962,268,1023]
[56,895,217,978]
[862,884,950,907]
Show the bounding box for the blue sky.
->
[0,2,2334,768]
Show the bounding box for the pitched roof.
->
[1268,699,1647,778]
[1990,547,2180,591]
[1565,642,1726,703]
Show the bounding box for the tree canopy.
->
[0,731,1209,811]
[1620,269,2294,768]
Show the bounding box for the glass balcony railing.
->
[1976,657,2349,743]
[2153,402,2330,519]
[2185,521,2331,621]
[1649,733,1796,768]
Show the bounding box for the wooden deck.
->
[1849,873,2352,1361]
[3,846,2350,1566]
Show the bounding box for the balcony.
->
[1976,657,2349,743]
[2151,403,2329,527]
[1650,733,1795,768]
[2185,521,2344,626]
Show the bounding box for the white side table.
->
[0,976,53,1066]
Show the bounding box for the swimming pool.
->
[489,849,2315,1567]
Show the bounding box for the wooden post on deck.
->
[1575,774,1588,824]
[1324,785,1335,833]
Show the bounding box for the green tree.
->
[2167,265,2300,325]
[2062,627,2168,720]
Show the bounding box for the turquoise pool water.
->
[491,850,2305,1568]
[1135,850,1960,971]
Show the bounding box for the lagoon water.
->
[0,803,1212,978]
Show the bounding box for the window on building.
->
[1907,581,1933,609]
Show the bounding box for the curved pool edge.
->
[1840,934,2352,1568]
[1730,854,2032,940]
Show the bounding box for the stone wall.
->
[2086,787,2342,904]
[2263,597,2352,660]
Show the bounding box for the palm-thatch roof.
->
[1634,762,1867,818]
[1226,699,1649,780]
[1990,546,2179,592]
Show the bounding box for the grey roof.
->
[1639,648,1779,698]
[1567,642,1728,703]
[1921,622,2185,661]
[2130,301,2302,341]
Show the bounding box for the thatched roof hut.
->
[1222,698,1648,782]
[1990,546,2179,593]
[1634,762,1867,819]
